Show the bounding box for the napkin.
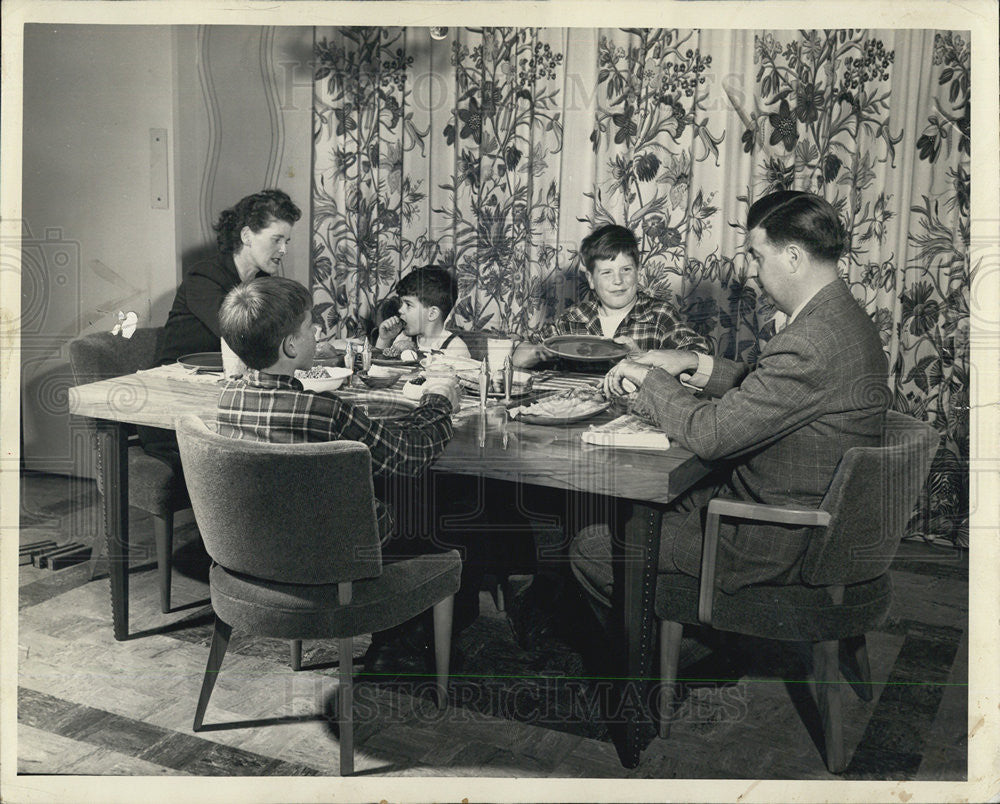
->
[581,414,670,449]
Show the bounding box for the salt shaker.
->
[478,357,489,409]
[361,339,372,372]
[343,341,354,371]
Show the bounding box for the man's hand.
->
[603,359,653,397]
[376,315,405,349]
[631,349,699,377]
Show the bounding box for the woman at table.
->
[138,189,302,470]
[511,224,711,371]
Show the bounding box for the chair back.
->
[175,415,383,585]
[68,328,165,386]
[800,411,941,586]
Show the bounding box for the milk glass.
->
[221,337,246,379]
[486,336,515,370]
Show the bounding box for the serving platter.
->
[177,352,223,372]
[514,401,611,426]
[509,390,611,426]
[542,335,629,362]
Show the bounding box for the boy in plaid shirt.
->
[217,276,463,670]
[512,224,711,370]
[217,277,459,478]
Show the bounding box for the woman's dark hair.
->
[579,224,641,272]
[395,265,458,317]
[219,276,312,369]
[746,191,846,263]
[214,189,302,254]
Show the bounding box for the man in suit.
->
[570,190,890,616]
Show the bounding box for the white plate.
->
[420,354,483,372]
[177,352,223,372]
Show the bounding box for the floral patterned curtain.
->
[312,27,970,546]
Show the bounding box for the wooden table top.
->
[69,371,707,506]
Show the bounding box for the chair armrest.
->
[698,499,831,625]
[706,498,831,527]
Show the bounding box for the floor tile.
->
[16,472,970,781]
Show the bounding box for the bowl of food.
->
[359,365,403,389]
[295,365,353,392]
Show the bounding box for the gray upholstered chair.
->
[68,328,190,612]
[175,415,462,776]
[655,411,940,773]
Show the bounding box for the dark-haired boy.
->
[375,265,471,358]
[217,276,463,670]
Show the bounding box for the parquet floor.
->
[15,471,968,781]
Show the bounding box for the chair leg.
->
[192,617,232,732]
[812,639,846,773]
[87,531,107,581]
[839,634,873,702]
[337,636,354,776]
[432,595,455,710]
[658,620,684,739]
[290,639,302,671]
[153,512,174,613]
[492,577,506,612]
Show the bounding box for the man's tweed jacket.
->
[631,279,890,593]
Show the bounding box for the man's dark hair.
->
[214,189,302,254]
[746,191,846,263]
[395,265,458,318]
[219,276,312,369]
[579,224,641,272]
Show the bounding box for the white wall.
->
[21,24,179,476]
[173,26,313,287]
[20,24,314,477]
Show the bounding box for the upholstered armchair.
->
[655,411,940,773]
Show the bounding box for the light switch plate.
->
[150,128,168,209]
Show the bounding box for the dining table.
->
[68,361,711,768]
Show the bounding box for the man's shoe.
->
[398,614,432,654]
[361,633,401,675]
[362,625,432,676]
[505,577,565,650]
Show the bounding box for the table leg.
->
[96,420,129,640]
[612,500,663,768]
